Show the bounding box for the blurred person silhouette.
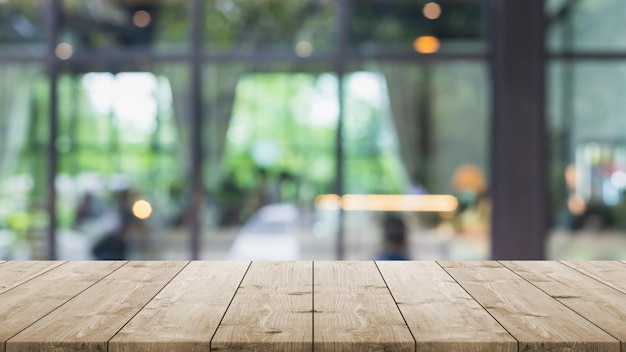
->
[377,213,410,260]
[74,192,99,227]
[74,192,103,229]
[92,188,147,260]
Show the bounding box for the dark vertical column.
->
[189,0,203,260]
[46,0,60,260]
[558,3,575,218]
[490,0,548,259]
[334,0,348,260]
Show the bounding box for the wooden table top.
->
[0,260,625,352]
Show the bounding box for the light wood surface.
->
[110,261,249,352]
[0,261,124,352]
[440,261,620,352]
[501,261,626,349]
[561,261,626,294]
[0,261,65,295]
[7,261,187,352]
[314,261,414,351]
[1,260,626,351]
[212,261,313,352]
[377,261,516,352]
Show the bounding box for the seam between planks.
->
[4,261,130,350]
[209,260,253,352]
[2,261,68,352]
[0,261,68,296]
[435,261,520,352]
[105,261,192,352]
[373,261,416,352]
[498,261,623,346]
[559,261,626,296]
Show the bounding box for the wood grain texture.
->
[211,261,312,352]
[561,261,626,294]
[501,261,626,350]
[0,261,125,352]
[2,260,626,352]
[7,261,187,352]
[314,261,414,352]
[0,261,65,295]
[440,261,620,352]
[377,261,516,352]
[109,261,250,352]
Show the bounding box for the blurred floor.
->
[32,219,626,261]
[130,217,490,261]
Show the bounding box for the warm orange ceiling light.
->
[133,10,151,28]
[132,199,153,219]
[413,36,440,54]
[55,42,73,60]
[423,2,442,20]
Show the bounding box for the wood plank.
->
[109,261,250,352]
[314,261,414,352]
[0,261,125,352]
[377,261,516,352]
[7,261,188,352]
[211,261,312,352]
[501,261,626,350]
[0,261,65,295]
[561,261,626,294]
[440,261,620,352]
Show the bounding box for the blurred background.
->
[1,0,625,261]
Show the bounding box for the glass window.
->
[348,0,488,54]
[1,0,495,260]
[204,0,336,55]
[55,65,185,260]
[204,64,338,260]
[547,61,626,259]
[60,0,189,54]
[0,64,48,259]
[342,61,490,260]
[0,1,47,56]
[547,0,626,53]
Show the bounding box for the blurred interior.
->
[1,0,625,261]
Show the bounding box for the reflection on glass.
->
[348,0,488,54]
[548,62,626,259]
[0,1,47,55]
[60,0,189,53]
[204,0,335,54]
